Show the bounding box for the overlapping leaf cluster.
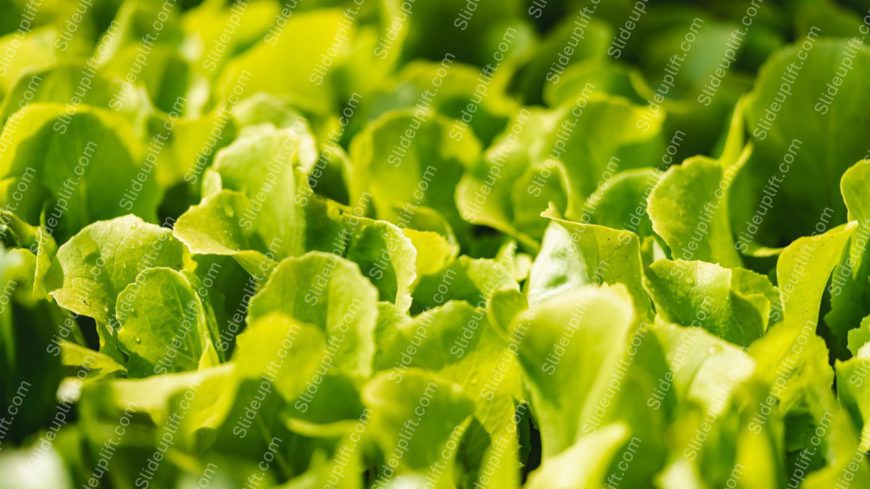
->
[0,0,869,488]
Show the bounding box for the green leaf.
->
[0,246,63,444]
[181,0,281,77]
[79,365,232,427]
[735,39,870,246]
[173,190,280,275]
[0,210,57,298]
[645,259,780,346]
[583,168,660,239]
[116,268,220,377]
[653,319,755,416]
[233,312,329,403]
[456,109,549,248]
[777,223,855,326]
[207,126,314,258]
[403,229,458,278]
[545,58,650,106]
[847,315,870,357]
[341,215,417,312]
[363,369,474,477]
[216,10,356,114]
[411,254,517,314]
[50,215,185,327]
[349,109,480,245]
[0,104,161,239]
[648,154,746,267]
[545,97,664,216]
[362,60,519,146]
[528,213,651,316]
[247,252,378,377]
[229,93,319,167]
[515,284,636,457]
[0,64,150,125]
[0,27,67,95]
[59,341,125,385]
[515,16,610,103]
[836,356,870,449]
[376,301,489,374]
[101,44,205,116]
[525,424,629,489]
[826,160,870,357]
[379,298,526,486]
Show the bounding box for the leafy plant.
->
[0,0,869,488]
